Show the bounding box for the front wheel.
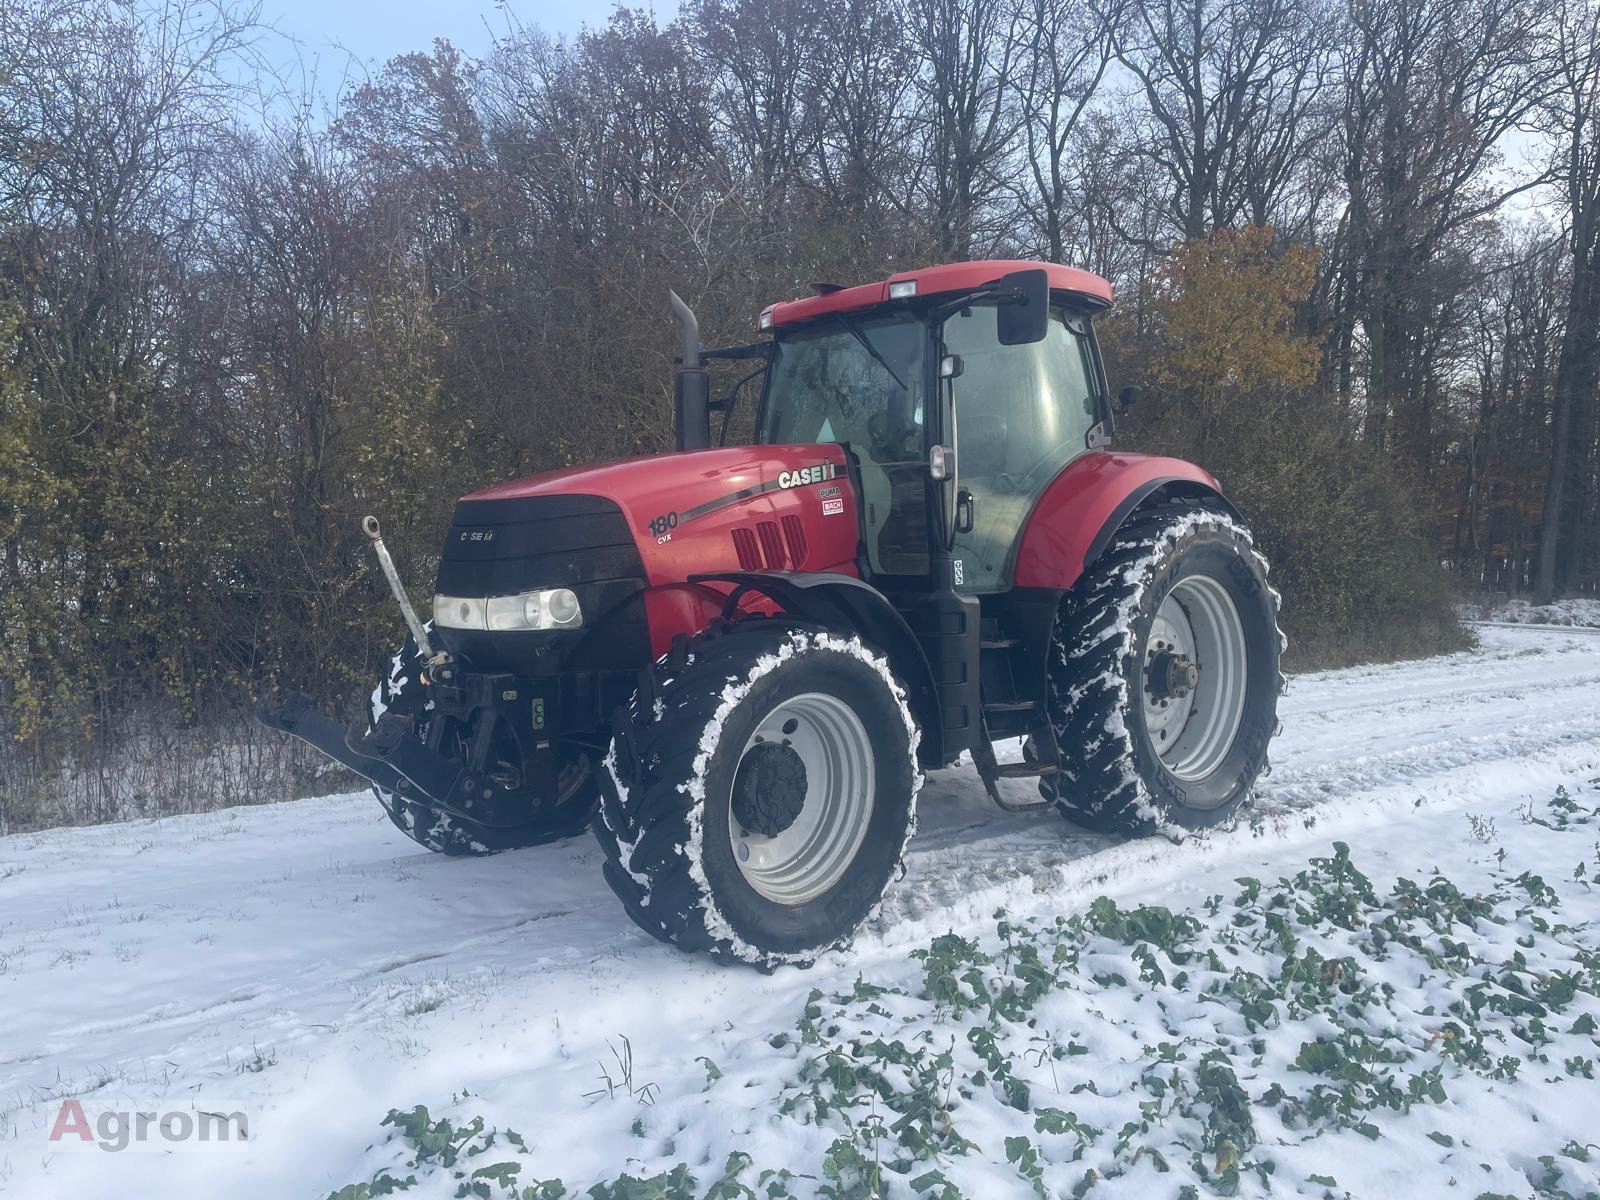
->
[594,621,921,969]
[1043,500,1283,835]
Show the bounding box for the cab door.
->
[941,303,1103,592]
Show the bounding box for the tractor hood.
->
[457,444,860,589]
[464,444,843,511]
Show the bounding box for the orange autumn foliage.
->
[1147,226,1320,445]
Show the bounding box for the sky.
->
[246,0,1558,224]
[255,0,680,94]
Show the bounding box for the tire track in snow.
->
[876,625,1600,928]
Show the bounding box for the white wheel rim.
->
[730,692,876,906]
[1143,575,1249,789]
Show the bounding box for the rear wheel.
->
[594,621,920,969]
[1043,500,1283,835]
[370,630,596,856]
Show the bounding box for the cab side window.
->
[946,303,1100,591]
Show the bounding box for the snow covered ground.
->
[1463,596,1600,629]
[2,624,1599,1199]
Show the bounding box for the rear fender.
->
[1013,452,1238,590]
[684,571,944,764]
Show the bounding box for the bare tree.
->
[1339,0,1558,458]
[909,0,1021,256]
[1114,0,1334,242]
[1534,0,1600,602]
[1010,0,1118,261]
[684,0,828,200]
[812,0,921,237]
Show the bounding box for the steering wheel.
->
[988,437,1078,495]
[867,410,921,464]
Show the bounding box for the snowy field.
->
[3,623,1600,1198]
[1463,596,1600,629]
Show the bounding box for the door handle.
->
[955,488,975,534]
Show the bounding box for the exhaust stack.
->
[669,289,710,452]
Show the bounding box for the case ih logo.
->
[459,529,495,543]
[777,463,837,490]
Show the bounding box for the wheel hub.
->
[731,741,809,838]
[1141,575,1249,786]
[1146,648,1199,701]
[729,692,877,907]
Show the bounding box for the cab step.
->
[969,716,1059,813]
[993,760,1057,779]
[982,699,1037,714]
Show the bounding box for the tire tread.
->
[1043,499,1281,835]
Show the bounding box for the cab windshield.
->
[756,312,930,576]
[756,313,925,460]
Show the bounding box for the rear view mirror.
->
[996,268,1050,346]
[1115,385,1143,415]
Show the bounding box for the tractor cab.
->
[724,263,1116,597]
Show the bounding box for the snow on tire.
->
[369,628,595,856]
[1043,500,1283,836]
[594,620,921,970]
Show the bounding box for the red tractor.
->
[260,260,1282,968]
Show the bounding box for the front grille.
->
[731,526,762,570]
[731,517,808,570]
[438,494,638,593]
[434,493,647,674]
[757,521,786,569]
[781,514,808,568]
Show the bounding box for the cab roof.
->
[759,259,1114,330]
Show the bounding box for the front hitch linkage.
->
[362,514,436,658]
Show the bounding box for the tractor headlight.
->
[433,588,584,632]
[438,596,487,629]
[543,588,582,626]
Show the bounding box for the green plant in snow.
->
[326,794,1600,1200]
[327,1171,417,1199]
